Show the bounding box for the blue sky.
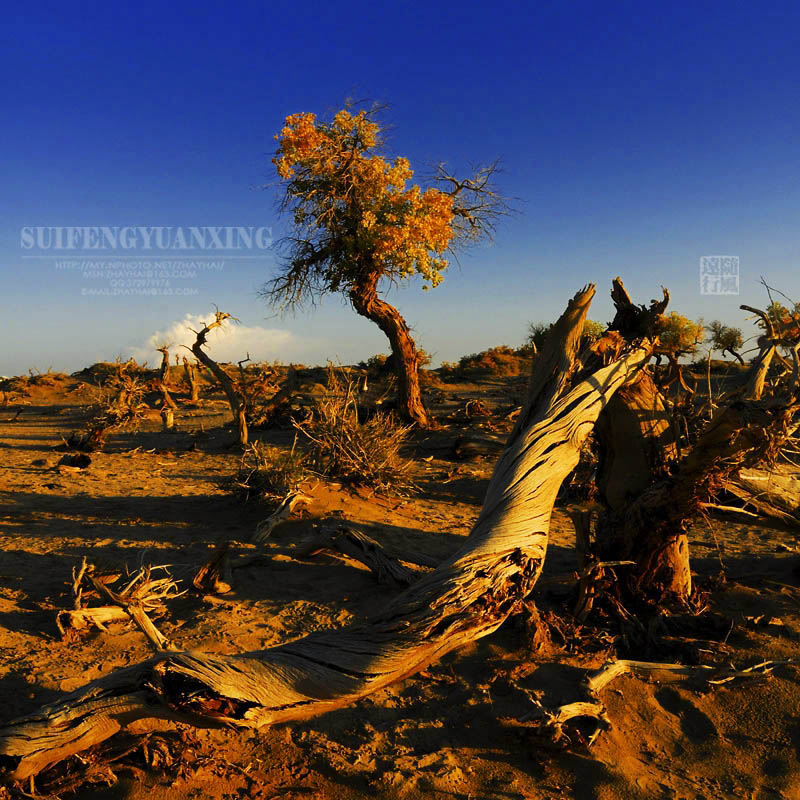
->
[2,1,799,374]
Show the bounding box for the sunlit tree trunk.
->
[350,276,428,427]
[183,357,201,403]
[0,285,654,781]
[593,370,691,602]
[190,315,249,446]
[156,346,178,411]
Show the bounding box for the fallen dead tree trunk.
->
[294,525,418,586]
[0,284,652,782]
[725,464,800,525]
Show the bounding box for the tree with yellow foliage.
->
[657,312,705,359]
[265,106,507,426]
[651,311,705,392]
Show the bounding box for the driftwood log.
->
[0,284,653,781]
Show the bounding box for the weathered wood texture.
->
[0,285,651,781]
[295,526,418,586]
[589,283,800,602]
[727,464,800,525]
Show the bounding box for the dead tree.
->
[155,345,178,411]
[189,312,249,446]
[239,362,299,429]
[589,281,800,606]
[0,284,654,781]
[720,301,800,523]
[182,357,201,403]
[726,464,800,524]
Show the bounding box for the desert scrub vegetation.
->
[72,359,151,383]
[527,318,605,352]
[440,345,533,380]
[0,376,32,403]
[0,369,69,395]
[231,440,307,502]
[67,362,149,451]
[294,365,416,493]
[25,368,69,386]
[359,353,391,374]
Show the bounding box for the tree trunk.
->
[0,285,653,781]
[157,347,171,384]
[723,347,745,365]
[596,397,799,604]
[588,279,691,602]
[588,285,800,605]
[190,314,248,447]
[183,357,200,403]
[233,406,248,447]
[594,370,691,601]
[157,347,178,411]
[350,278,428,427]
[746,343,776,401]
[594,371,677,510]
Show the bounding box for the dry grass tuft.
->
[294,365,416,493]
[232,440,307,502]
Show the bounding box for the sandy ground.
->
[1,374,800,799]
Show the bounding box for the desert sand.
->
[1,368,799,799]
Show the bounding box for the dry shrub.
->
[68,364,148,451]
[689,357,749,374]
[361,349,431,375]
[0,370,69,394]
[294,365,415,493]
[72,359,150,383]
[441,345,533,380]
[360,353,390,373]
[0,375,31,399]
[232,440,307,502]
[243,364,303,429]
[27,368,69,386]
[95,370,148,426]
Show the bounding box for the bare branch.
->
[434,160,513,244]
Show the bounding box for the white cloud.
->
[129,313,314,366]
